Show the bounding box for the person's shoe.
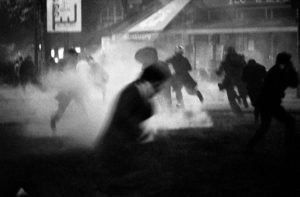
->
[196,91,204,103]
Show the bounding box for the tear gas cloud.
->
[0,40,231,150]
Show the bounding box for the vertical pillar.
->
[297,7,300,98]
[34,0,39,70]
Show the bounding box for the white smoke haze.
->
[0,40,223,150]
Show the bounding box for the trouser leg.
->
[226,86,242,114]
[273,106,296,153]
[247,110,272,150]
[51,96,72,132]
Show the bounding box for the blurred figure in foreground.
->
[246,52,299,153]
[135,46,172,109]
[216,46,248,115]
[94,64,170,193]
[242,59,267,123]
[50,48,79,134]
[0,64,171,197]
[166,45,204,108]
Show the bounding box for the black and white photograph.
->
[0,0,299,196]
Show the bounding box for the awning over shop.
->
[128,0,190,34]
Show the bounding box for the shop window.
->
[58,48,64,59]
[243,9,265,20]
[248,39,255,51]
[235,10,244,20]
[51,49,55,58]
[209,9,231,21]
[273,7,295,19]
[100,5,124,27]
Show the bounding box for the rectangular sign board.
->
[47,0,82,32]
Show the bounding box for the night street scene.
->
[1,0,300,196]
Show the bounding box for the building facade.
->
[152,0,296,78]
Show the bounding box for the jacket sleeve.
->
[241,66,247,82]
[287,69,299,88]
[285,64,299,88]
[115,86,152,139]
[184,57,192,71]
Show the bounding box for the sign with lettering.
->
[126,32,159,41]
[47,0,82,32]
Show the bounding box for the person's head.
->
[248,59,256,65]
[64,48,79,66]
[226,46,236,55]
[275,52,291,67]
[135,47,158,66]
[67,48,78,55]
[175,45,184,55]
[139,63,171,94]
[65,48,78,59]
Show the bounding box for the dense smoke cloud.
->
[0,40,221,151]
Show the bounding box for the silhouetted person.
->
[50,48,79,133]
[94,64,171,178]
[19,55,36,88]
[86,55,109,100]
[13,55,22,85]
[166,45,204,108]
[246,52,299,153]
[216,47,248,114]
[58,48,79,70]
[242,59,267,123]
[135,46,172,109]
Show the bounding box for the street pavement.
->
[0,86,300,196]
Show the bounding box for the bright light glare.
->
[51,49,55,58]
[75,47,81,53]
[58,48,64,59]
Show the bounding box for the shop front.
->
[125,0,296,80]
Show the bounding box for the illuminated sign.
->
[126,32,159,41]
[128,0,190,33]
[47,0,82,32]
